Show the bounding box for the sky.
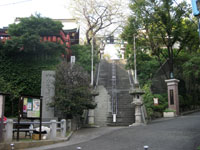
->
[0,0,187,28]
[0,0,72,28]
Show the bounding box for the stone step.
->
[97,60,135,126]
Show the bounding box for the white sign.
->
[0,95,3,117]
[153,98,159,105]
[71,56,76,64]
[113,114,116,122]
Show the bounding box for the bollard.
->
[10,143,15,150]
[76,147,82,150]
[144,145,149,150]
[61,119,66,138]
[50,120,57,140]
[5,119,13,142]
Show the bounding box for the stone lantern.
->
[88,89,99,125]
[129,83,145,126]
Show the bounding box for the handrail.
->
[13,121,61,124]
[111,61,118,116]
[128,70,134,88]
[12,121,63,132]
[94,61,101,89]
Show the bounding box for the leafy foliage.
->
[8,15,63,36]
[0,15,65,117]
[122,0,198,78]
[70,44,98,73]
[51,62,96,118]
[142,82,168,119]
[127,50,160,86]
[122,0,200,114]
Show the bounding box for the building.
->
[0,18,80,61]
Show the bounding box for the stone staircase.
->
[95,59,135,126]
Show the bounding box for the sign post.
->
[153,98,159,106]
[18,95,42,141]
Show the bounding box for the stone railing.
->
[2,119,70,142]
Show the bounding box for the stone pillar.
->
[88,109,95,125]
[61,119,66,138]
[50,120,57,140]
[4,119,13,142]
[134,100,143,123]
[165,79,180,116]
[41,71,55,121]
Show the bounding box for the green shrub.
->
[142,82,168,119]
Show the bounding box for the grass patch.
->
[163,109,176,112]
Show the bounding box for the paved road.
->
[27,112,200,150]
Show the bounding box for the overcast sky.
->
[0,0,72,28]
[0,0,188,28]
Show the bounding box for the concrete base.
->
[163,112,176,117]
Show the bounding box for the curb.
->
[181,109,200,116]
[0,131,73,150]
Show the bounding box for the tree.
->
[0,15,65,116]
[69,0,125,44]
[70,44,99,73]
[122,0,198,79]
[182,53,200,106]
[51,62,96,118]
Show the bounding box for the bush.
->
[142,82,168,119]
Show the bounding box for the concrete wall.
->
[94,86,111,126]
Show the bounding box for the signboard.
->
[153,98,159,105]
[18,95,42,141]
[170,89,174,105]
[21,96,41,118]
[0,95,3,118]
[71,56,76,63]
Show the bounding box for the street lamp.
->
[91,36,94,86]
[133,35,138,84]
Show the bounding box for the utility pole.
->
[133,34,138,84]
[91,36,94,86]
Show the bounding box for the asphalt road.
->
[30,112,200,150]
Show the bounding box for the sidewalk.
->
[3,110,200,150]
[23,126,124,150]
[0,132,73,150]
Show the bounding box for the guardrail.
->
[1,119,68,142]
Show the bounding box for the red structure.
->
[0,27,79,61]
